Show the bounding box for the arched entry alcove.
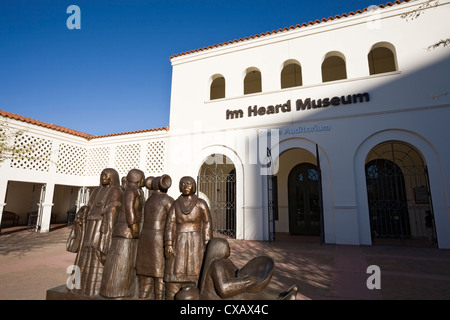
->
[288,162,321,235]
[354,128,450,248]
[269,140,333,243]
[198,154,236,238]
[365,141,436,246]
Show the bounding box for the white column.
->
[330,153,360,245]
[0,178,8,230]
[260,173,270,241]
[38,183,55,233]
[242,163,264,240]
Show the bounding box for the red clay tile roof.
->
[93,127,170,139]
[0,109,169,140]
[169,0,411,60]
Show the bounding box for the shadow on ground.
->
[0,225,69,258]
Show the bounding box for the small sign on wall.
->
[414,185,429,204]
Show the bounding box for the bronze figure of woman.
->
[164,176,213,300]
[73,168,122,296]
[100,168,145,299]
[136,175,174,299]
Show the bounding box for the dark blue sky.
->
[0,0,379,136]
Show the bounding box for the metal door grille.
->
[66,187,77,226]
[288,163,321,236]
[365,142,436,245]
[68,186,90,227]
[366,160,410,239]
[198,165,236,238]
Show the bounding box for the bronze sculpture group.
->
[66,168,297,300]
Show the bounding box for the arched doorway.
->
[288,163,321,235]
[366,159,410,238]
[365,141,436,246]
[198,154,236,238]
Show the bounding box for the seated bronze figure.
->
[185,237,297,300]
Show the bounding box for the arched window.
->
[244,68,262,95]
[210,75,225,100]
[321,52,347,82]
[368,42,397,75]
[281,60,302,89]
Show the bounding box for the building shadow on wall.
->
[248,51,450,247]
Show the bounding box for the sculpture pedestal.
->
[46,285,140,300]
[46,284,298,300]
[46,285,105,300]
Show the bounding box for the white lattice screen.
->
[56,143,87,175]
[115,144,141,177]
[146,140,166,174]
[85,147,110,176]
[10,134,53,172]
[7,133,168,178]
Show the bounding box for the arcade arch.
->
[364,141,436,246]
[198,154,237,239]
[354,130,448,248]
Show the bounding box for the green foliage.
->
[0,119,38,164]
[400,0,440,21]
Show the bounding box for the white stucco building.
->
[1,0,450,248]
